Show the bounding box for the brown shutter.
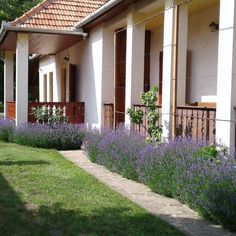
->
[69,64,76,102]
[159,51,163,106]
[144,30,151,92]
[115,29,127,125]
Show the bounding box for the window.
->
[48,72,53,102]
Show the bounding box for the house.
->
[0,0,235,148]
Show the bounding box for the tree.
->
[0,0,42,22]
[127,86,162,144]
[0,0,42,103]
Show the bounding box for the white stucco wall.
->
[39,24,115,127]
[62,25,104,127]
[187,4,219,103]
[101,27,115,123]
[150,27,163,89]
[39,56,59,102]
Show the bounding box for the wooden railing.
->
[175,106,216,143]
[6,102,16,120]
[103,103,216,143]
[104,103,114,129]
[6,102,85,124]
[133,104,162,135]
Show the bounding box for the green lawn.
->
[0,143,184,236]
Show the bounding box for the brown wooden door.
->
[69,64,76,102]
[61,67,66,102]
[144,31,151,92]
[115,29,127,125]
[159,51,163,105]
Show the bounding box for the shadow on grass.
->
[0,174,184,236]
[0,160,50,166]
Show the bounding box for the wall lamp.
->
[209,21,219,32]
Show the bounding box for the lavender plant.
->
[14,123,85,150]
[83,128,105,162]
[97,126,146,180]
[0,118,15,142]
[85,127,236,231]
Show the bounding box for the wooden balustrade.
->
[104,103,114,129]
[6,102,85,124]
[133,104,216,143]
[6,102,16,120]
[133,104,162,135]
[175,106,216,143]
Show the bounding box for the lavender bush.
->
[0,118,15,142]
[84,126,146,180]
[85,127,236,231]
[13,123,85,150]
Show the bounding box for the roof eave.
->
[0,21,88,44]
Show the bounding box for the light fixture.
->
[209,21,219,32]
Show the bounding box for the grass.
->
[0,143,184,236]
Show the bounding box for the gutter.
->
[0,21,88,44]
[74,0,124,29]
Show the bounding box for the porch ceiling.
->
[0,31,83,55]
[144,0,219,30]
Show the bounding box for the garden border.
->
[60,150,234,236]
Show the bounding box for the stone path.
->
[60,150,235,236]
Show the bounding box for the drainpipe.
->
[171,5,179,139]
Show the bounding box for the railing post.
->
[206,109,210,143]
[104,104,114,129]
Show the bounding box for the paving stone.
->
[60,150,235,236]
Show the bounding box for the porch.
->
[6,101,84,124]
[101,0,236,148]
[0,21,86,126]
[104,103,216,143]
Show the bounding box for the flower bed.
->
[1,119,236,231]
[0,119,85,150]
[84,126,236,232]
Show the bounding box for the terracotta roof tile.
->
[11,0,108,30]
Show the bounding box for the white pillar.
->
[4,51,14,118]
[102,28,115,126]
[177,4,188,106]
[16,33,29,126]
[39,70,44,102]
[125,12,145,126]
[162,0,175,138]
[216,0,236,149]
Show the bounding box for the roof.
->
[11,0,108,30]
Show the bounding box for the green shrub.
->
[0,119,15,142]
[127,86,162,144]
[0,102,3,113]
